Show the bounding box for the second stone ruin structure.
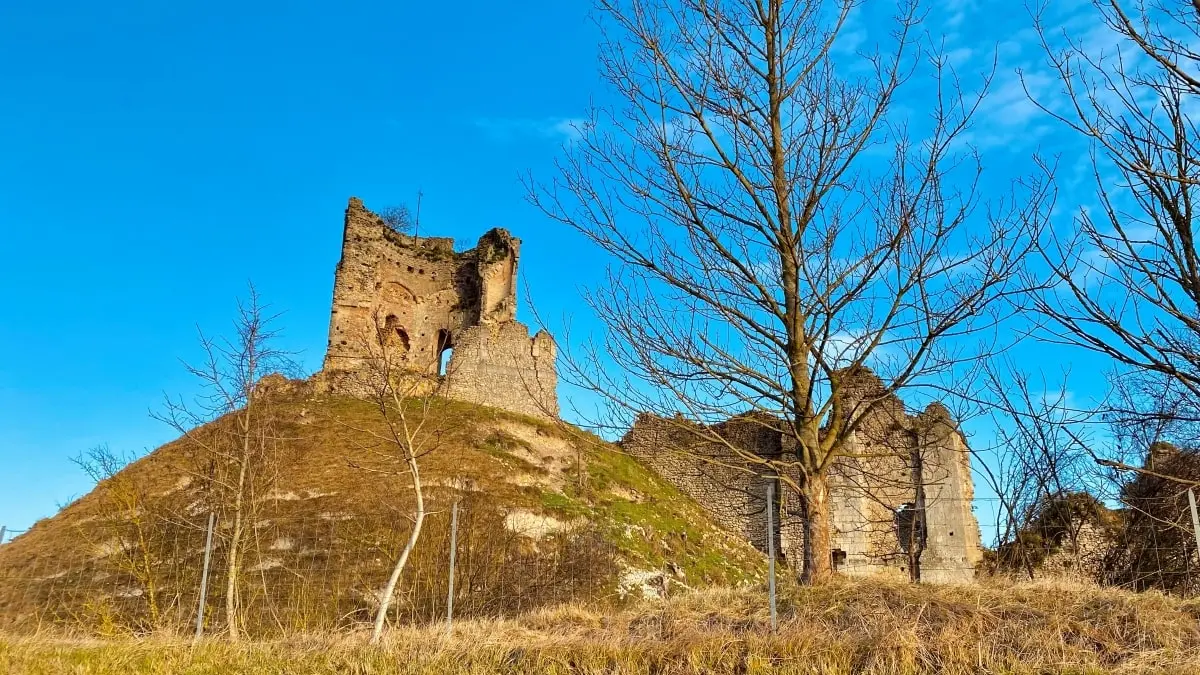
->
[621,367,983,582]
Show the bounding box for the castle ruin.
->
[318,197,980,581]
[621,369,983,582]
[320,197,558,420]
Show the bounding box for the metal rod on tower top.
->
[766,480,778,633]
[415,190,424,238]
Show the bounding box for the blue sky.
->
[0,0,1116,538]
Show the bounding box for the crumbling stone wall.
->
[621,414,783,553]
[621,369,982,583]
[320,197,558,419]
[1023,520,1111,585]
[912,406,984,583]
[442,322,558,420]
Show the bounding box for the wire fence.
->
[0,500,619,638]
[0,488,1198,639]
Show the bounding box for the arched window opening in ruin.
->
[896,502,924,553]
[437,329,454,377]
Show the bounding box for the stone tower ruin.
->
[621,368,982,582]
[320,197,558,420]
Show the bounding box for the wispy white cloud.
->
[473,117,586,144]
[955,67,1056,151]
[822,328,896,369]
[943,46,975,67]
[943,0,979,29]
[831,3,867,56]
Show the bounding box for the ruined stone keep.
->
[621,368,983,583]
[320,197,558,420]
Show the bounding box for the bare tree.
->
[154,285,296,642]
[1029,0,1200,446]
[531,0,1052,581]
[72,444,167,630]
[1018,4,1200,592]
[974,361,1099,578]
[380,192,423,236]
[380,205,415,234]
[337,309,451,643]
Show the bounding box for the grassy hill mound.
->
[0,382,763,636]
[3,579,1199,674]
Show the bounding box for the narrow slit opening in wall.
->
[437,329,454,376]
[896,502,922,553]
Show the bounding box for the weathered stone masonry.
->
[320,197,558,420]
[621,370,983,583]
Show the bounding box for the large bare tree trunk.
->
[801,474,833,584]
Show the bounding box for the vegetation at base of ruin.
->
[978,448,1200,596]
[537,451,761,588]
[1099,446,1200,595]
[934,0,1200,598]
[582,449,758,584]
[984,492,1122,574]
[479,431,549,474]
[0,382,762,637]
[4,578,1200,675]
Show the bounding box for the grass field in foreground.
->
[3,578,1199,675]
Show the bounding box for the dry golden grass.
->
[3,578,1198,674]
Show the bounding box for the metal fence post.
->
[766,480,777,633]
[0,525,7,546]
[195,512,216,641]
[1188,488,1200,562]
[446,501,459,636]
